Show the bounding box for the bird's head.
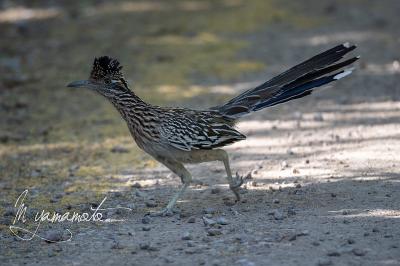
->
[67,56,130,95]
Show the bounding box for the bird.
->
[67,43,359,216]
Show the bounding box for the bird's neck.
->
[106,89,148,119]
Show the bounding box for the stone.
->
[216,217,229,225]
[202,217,217,227]
[187,216,196,223]
[207,228,222,236]
[131,182,142,188]
[141,216,152,224]
[182,232,192,240]
[145,200,158,208]
[352,248,367,256]
[44,230,63,243]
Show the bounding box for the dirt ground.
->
[1,0,399,265]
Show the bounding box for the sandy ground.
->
[1,0,400,265]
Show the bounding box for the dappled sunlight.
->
[134,32,221,46]
[330,209,400,219]
[297,31,390,46]
[85,1,166,15]
[0,6,60,23]
[85,1,212,16]
[322,101,400,111]
[362,61,400,76]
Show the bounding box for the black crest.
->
[90,56,124,82]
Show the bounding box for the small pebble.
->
[327,250,341,256]
[111,241,125,249]
[216,217,229,225]
[273,199,280,204]
[131,182,142,188]
[44,230,63,243]
[236,259,256,266]
[207,228,222,236]
[224,200,236,206]
[312,241,320,246]
[352,248,367,256]
[142,216,152,224]
[187,216,196,223]
[273,210,284,220]
[126,203,135,210]
[142,226,151,231]
[182,232,192,240]
[347,238,355,244]
[202,217,217,227]
[139,243,150,250]
[148,246,159,251]
[145,200,158,208]
[297,230,309,236]
[280,161,288,170]
[372,227,380,233]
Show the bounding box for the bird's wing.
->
[159,110,245,151]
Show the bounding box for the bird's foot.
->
[229,173,244,202]
[148,208,176,217]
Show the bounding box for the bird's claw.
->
[230,172,244,189]
[229,172,245,202]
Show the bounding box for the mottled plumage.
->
[68,44,359,216]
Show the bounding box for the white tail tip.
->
[334,68,354,80]
[343,42,351,48]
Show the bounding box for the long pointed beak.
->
[67,80,91,88]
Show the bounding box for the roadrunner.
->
[68,43,359,216]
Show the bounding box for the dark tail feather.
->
[213,43,359,118]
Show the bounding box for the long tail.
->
[213,43,359,118]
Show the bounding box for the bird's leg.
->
[214,150,244,202]
[149,159,192,217]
